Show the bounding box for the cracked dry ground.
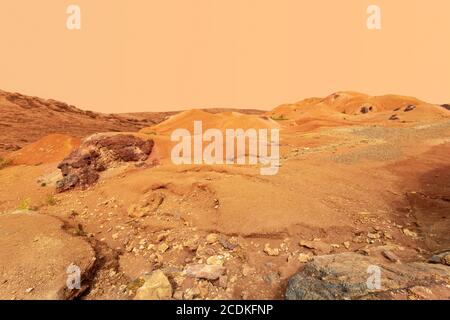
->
[0,121,449,300]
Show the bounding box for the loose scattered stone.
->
[429,251,450,266]
[218,276,228,288]
[158,243,169,253]
[403,228,418,238]
[183,236,200,251]
[442,255,450,266]
[206,233,219,244]
[382,250,400,263]
[173,291,184,300]
[134,270,172,300]
[299,240,332,254]
[127,204,148,218]
[264,244,280,256]
[141,193,165,213]
[206,255,224,266]
[185,264,225,280]
[184,286,201,300]
[218,235,238,250]
[408,286,434,299]
[367,232,381,240]
[297,253,312,263]
[286,252,450,300]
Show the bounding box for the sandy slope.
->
[141,109,278,135]
[6,134,80,166]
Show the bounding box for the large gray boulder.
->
[286,252,450,300]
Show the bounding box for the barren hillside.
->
[0,90,265,156]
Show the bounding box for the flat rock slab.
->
[286,252,450,300]
[185,264,226,280]
[0,212,96,300]
[134,270,173,300]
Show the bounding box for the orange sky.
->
[0,0,449,112]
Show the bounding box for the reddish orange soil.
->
[0,91,449,300]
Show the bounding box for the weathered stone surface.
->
[206,233,219,244]
[297,253,313,263]
[382,250,400,263]
[127,192,165,218]
[218,235,238,250]
[56,134,154,192]
[443,255,450,266]
[134,270,173,300]
[404,105,416,112]
[286,252,450,300]
[206,255,224,266]
[299,240,332,254]
[264,243,280,256]
[429,251,450,266]
[185,264,225,280]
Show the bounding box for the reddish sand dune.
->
[268,92,450,132]
[6,134,80,165]
[141,109,278,135]
[139,110,279,162]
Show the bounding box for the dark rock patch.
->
[360,105,374,114]
[286,252,450,300]
[404,105,416,112]
[389,114,400,121]
[56,134,154,192]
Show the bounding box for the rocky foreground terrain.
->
[0,90,449,300]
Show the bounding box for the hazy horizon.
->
[1,0,450,112]
[2,87,446,114]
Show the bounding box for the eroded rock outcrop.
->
[286,252,450,300]
[56,134,154,192]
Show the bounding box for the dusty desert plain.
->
[0,89,449,300]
